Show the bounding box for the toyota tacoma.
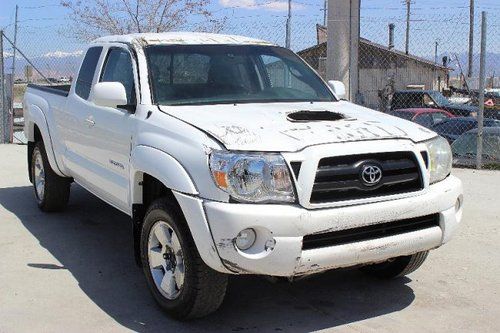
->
[23,32,463,319]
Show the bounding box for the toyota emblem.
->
[360,164,383,186]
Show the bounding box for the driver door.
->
[84,46,138,212]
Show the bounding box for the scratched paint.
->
[159,101,436,152]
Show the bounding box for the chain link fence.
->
[0,4,498,168]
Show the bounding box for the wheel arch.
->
[25,104,65,178]
[129,146,228,273]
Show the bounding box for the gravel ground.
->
[0,144,499,332]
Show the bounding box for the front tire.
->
[31,141,71,212]
[361,251,429,279]
[140,198,228,319]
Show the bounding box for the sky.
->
[0,0,498,66]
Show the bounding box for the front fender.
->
[130,145,198,197]
[130,145,229,273]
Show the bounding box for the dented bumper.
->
[199,175,463,277]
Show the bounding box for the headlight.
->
[209,151,295,203]
[424,136,452,184]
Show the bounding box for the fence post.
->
[0,30,6,144]
[476,11,487,169]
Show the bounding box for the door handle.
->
[85,117,95,127]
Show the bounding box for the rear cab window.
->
[392,92,424,109]
[75,47,103,100]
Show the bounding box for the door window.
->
[100,48,136,104]
[423,94,435,107]
[75,47,103,100]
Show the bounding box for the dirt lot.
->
[0,144,499,332]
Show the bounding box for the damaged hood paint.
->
[159,101,436,152]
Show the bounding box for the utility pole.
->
[323,0,327,26]
[0,30,6,143]
[8,5,18,143]
[467,0,474,78]
[12,5,18,89]
[476,11,486,169]
[327,0,360,101]
[285,0,292,49]
[405,0,411,55]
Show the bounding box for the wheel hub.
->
[147,221,185,300]
[33,149,45,200]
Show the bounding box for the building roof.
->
[299,24,449,71]
[92,32,274,46]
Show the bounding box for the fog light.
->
[235,228,256,250]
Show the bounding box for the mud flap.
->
[27,141,35,183]
[132,204,145,267]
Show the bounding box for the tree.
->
[61,0,225,41]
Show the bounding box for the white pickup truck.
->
[23,32,463,319]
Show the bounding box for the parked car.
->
[452,127,500,167]
[23,32,463,319]
[391,90,483,117]
[431,117,500,143]
[388,108,454,128]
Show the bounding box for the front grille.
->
[310,151,423,203]
[302,214,439,250]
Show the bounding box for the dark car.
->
[431,117,500,143]
[388,108,454,129]
[451,127,500,167]
[391,90,485,118]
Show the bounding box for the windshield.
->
[145,45,335,106]
[429,91,450,106]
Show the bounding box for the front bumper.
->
[177,175,463,277]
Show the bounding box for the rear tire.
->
[31,141,71,212]
[361,251,429,279]
[140,198,228,319]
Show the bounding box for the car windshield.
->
[145,45,335,106]
[429,91,451,106]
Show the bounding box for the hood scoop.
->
[287,110,344,122]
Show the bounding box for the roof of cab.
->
[92,32,274,46]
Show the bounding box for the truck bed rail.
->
[27,84,71,97]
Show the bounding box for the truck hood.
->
[158,101,436,152]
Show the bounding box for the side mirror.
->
[328,80,346,100]
[93,82,128,109]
